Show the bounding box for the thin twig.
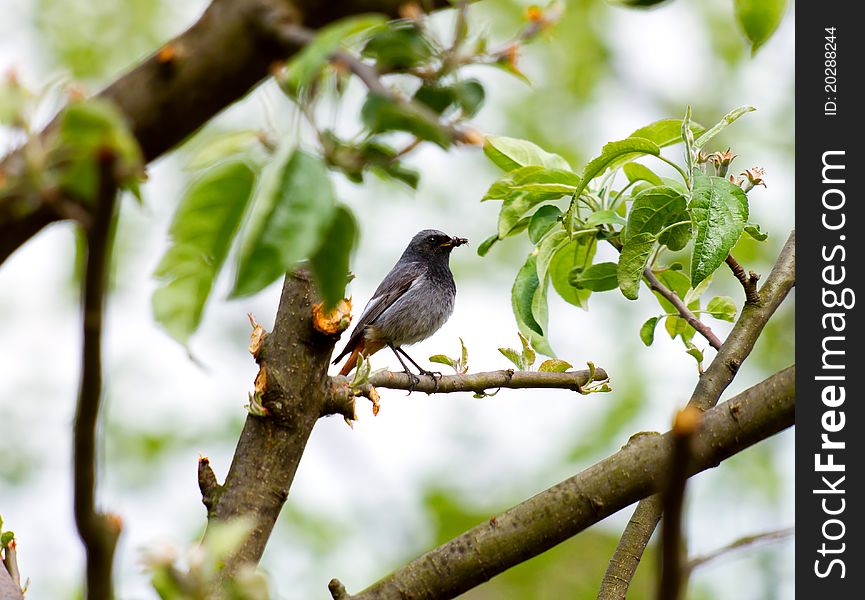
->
[686,527,794,573]
[73,150,122,600]
[643,268,723,350]
[725,254,761,304]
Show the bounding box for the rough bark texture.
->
[332,366,795,600]
[202,271,339,570]
[0,0,450,264]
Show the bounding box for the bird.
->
[333,229,468,382]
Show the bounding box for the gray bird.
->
[333,229,468,380]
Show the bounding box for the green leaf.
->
[549,234,597,309]
[744,222,769,241]
[584,210,626,228]
[539,358,572,372]
[706,295,737,322]
[1,531,13,547]
[361,94,451,147]
[185,129,262,171]
[623,162,663,186]
[153,160,255,343]
[232,147,337,297]
[733,0,788,54]
[640,316,659,346]
[518,332,537,369]
[689,172,749,286]
[628,118,705,149]
[693,105,756,148]
[281,15,386,94]
[477,233,499,256]
[483,167,580,201]
[413,84,456,114]
[310,205,357,309]
[651,269,700,342]
[570,262,618,292]
[52,98,143,202]
[625,185,687,241]
[512,254,544,336]
[499,192,563,239]
[453,79,485,118]
[361,21,434,70]
[536,230,570,285]
[498,347,524,370]
[483,136,571,172]
[528,205,562,244]
[572,137,661,206]
[429,355,457,369]
[617,232,656,300]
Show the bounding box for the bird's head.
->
[407,229,469,258]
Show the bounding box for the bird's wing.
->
[332,260,425,364]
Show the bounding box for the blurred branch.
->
[0,0,454,265]
[643,268,723,350]
[657,408,700,600]
[725,254,761,304]
[328,365,795,600]
[685,527,794,573]
[598,229,795,600]
[73,152,122,600]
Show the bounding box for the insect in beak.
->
[441,237,469,248]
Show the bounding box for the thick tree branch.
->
[598,231,795,600]
[0,0,452,265]
[201,270,340,574]
[73,153,122,600]
[643,268,723,350]
[329,365,795,600]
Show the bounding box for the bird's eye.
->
[427,235,437,243]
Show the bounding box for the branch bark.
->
[643,268,723,350]
[0,0,451,265]
[598,230,795,600]
[329,365,795,599]
[73,153,122,599]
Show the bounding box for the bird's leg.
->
[388,343,419,390]
[396,347,442,392]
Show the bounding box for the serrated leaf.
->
[733,0,787,54]
[706,295,737,322]
[570,262,618,292]
[483,136,571,172]
[539,358,572,372]
[482,167,579,201]
[232,147,337,297]
[625,185,687,242]
[498,347,524,370]
[584,210,626,228]
[623,162,663,186]
[549,234,596,308]
[640,316,659,346]
[617,232,656,300]
[689,172,749,286]
[528,205,562,244]
[153,160,255,343]
[693,105,757,148]
[310,205,357,309]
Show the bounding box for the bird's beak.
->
[441,236,469,248]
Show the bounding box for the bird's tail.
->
[337,339,385,376]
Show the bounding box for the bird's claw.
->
[419,370,442,393]
[403,370,420,393]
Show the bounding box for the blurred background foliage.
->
[1,0,793,598]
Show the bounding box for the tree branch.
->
[725,254,760,304]
[73,152,122,600]
[685,526,794,573]
[598,231,795,600]
[643,268,722,350]
[0,0,453,265]
[328,365,795,600]
[200,270,340,575]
